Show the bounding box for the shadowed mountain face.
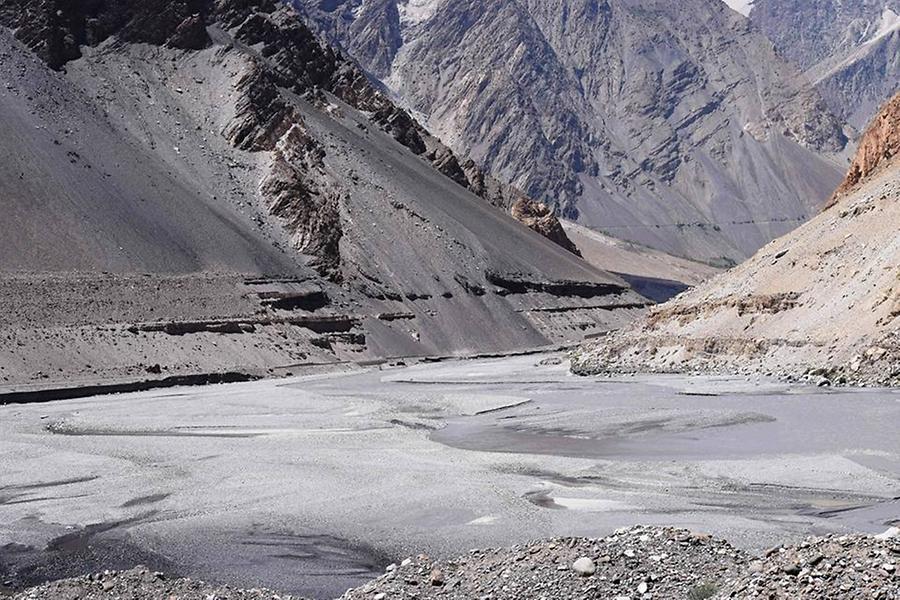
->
[293,0,848,267]
[750,0,900,131]
[573,93,900,387]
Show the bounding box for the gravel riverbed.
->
[9,526,898,599]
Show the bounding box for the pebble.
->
[572,557,596,576]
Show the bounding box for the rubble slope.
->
[0,0,649,391]
[14,527,899,600]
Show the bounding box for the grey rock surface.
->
[342,527,746,600]
[10,568,297,600]
[9,529,899,600]
[295,0,848,265]
[0,0,653,389]
[750,0,900,131]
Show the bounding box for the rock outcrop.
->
[0,0,211,69]
[294,0,848,265]
[460,159,581,256]
[510,198,581,257]
[829,93,900,204]
[572,94,900,386]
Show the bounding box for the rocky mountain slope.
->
[750,0,900,131]
[294,0,848,266]
[572,93,900,386]
[0,0,652,391]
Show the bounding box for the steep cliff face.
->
[295,0,848,266]
[828,93,900,204]
[750,0,900,131]
[572,93,900,386]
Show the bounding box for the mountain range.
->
[0,0,895,391]
[294,0,851,266]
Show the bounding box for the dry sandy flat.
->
[562,221,721,301]
[1,354,897,598]
[562,221,720,286]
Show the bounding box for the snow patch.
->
[397,0,443,27]
[868,7,900,43]
[722,0,754,17]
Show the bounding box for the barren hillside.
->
[573,93,900,386]
[296,0,848,266]
[750,0,900,131]
[0,0,651,392]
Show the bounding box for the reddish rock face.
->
[828,92,900,207]
[510,198,582,257]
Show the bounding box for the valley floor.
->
[1,355,898,598]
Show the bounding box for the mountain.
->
[749,0,900,131]
[572,93,900,387]
[0,0,649,391]
[293,0,848,267]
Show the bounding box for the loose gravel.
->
[9,568,298,600]
[342,526,746,600]
[9,527,899,599]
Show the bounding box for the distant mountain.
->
[749,0,900,130]
[293,0,848,267]
[573,93,900,387]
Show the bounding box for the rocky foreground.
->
[10,527,899,600]
[7,569,295,600]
